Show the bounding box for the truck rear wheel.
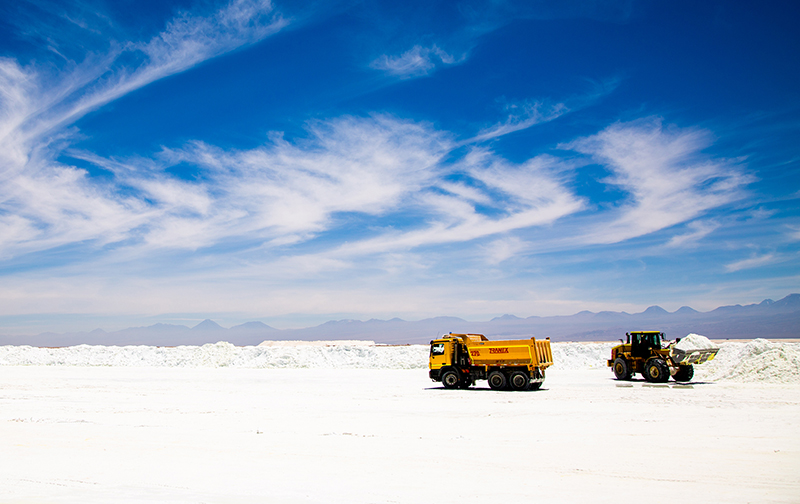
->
[673,364,694,382]
[441,369,460,389]
[644,359,669,383]
[612,357,632,380]
[488,370,507,390]
[509,371,530,391]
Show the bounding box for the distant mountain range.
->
[2,294,798,346]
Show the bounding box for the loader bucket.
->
[670,347,719,366]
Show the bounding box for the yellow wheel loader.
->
[608,331,719,383]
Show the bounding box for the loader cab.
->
[628,331,664,358]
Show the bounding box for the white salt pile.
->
[257,340,376,347]
[0,342,428,369]
[695,338,800,384]
[1,339,798,384]
[0,341,617,370]
[551,342,616,369]
[674,333,717,352]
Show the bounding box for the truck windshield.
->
[431,343,445,356]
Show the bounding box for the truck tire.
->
[612,357,632,380]
[441,369,460,389]
[673,364,694,382]
[488,370,507,390]
[644,359,669,383]
[509,371,530,391]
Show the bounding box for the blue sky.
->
[0,0,798,334]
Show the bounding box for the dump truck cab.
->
[429,336,476,368]
[429,334,486,381]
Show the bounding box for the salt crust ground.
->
[1,366,798,503]
[1,340,799,502]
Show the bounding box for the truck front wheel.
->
[488,370,507,390]
[441,369,460,389]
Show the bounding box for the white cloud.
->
[666,220,719,248]
[470,99,569,143]
[0,0,288,257]
[483,236,526,264]
[1,0,285,155]
[0,9,758,296]
[566,118,753,245]
[370,44,462,78]
[324,148,584,256]
[146,115,452,246]
[59,0,286,132]
[725,253,777,272]
[787,225,800,242]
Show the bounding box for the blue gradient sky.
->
[0,0,798,334]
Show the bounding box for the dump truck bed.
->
[465,338,553,369]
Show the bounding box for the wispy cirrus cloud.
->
[370,44,463,78]
[787,225,800,242]
[467,78,621,143]
[0,0,288,257]
[126,115,454,250]
[26,0,287,141]
[666,220,720,248]
[73,114,582,257]
[483,236,526,265]
[565,118,754,245]
[725,253,777,272]
[469,99,569,143]
[321,148,585,257]
[0,1,757,282]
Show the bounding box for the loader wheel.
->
[673,364,694,382]
[509,371,530,391]
[644,359,669,383]
[488,370,507,390]
[441,369,460,389]
[612,357,632,380]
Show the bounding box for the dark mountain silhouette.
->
[2,294,798,346]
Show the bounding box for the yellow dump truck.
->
[429,333,554,391]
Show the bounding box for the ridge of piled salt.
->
[1,339,798,383]
[257,340,376,347]
[0,342,429,369]
[673,333,717,352]
[694,338,800,384]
